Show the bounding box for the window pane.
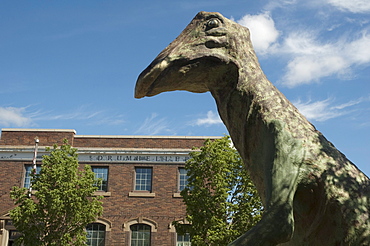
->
[179,168,189,191]
[92,167,109,192]
[177,233,191,246]
[86,223,106,246]
[135,168,152,191]
[131,224,151,246]
[24,165,41,188]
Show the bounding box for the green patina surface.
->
[135,11,370,246]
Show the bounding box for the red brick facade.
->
[0,129,219,246]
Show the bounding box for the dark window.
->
[92,167,109,192]
[178,168,189,191]
[86,223,106,246]
[24,165,41,188]
[131,224,151,246]
[177,233,191,246]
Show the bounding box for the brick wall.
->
[0,129,75,146]
[90,162,187,245]
[74,136,207,149]
[0,129,215,149]
[0,161,28,215]
[0,129,220,246]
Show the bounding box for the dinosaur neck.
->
[210,71,263,155]
[208,58,274,147]
[209,55,316,147]
[208,59,315,200]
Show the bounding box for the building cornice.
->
[1,128,76,134]
[1,128,221,140]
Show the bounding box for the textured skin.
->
[135,11,370,245]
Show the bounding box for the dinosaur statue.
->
[134,11,370,246]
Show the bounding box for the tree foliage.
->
[10,140,103,246]
[174,136,263,245]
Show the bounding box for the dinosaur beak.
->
[134,52,197,99]
[134,37,210,99]
[135,12,232,99]
[134,57,172,99]
[134,55,212,99]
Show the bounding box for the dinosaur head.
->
[135,11,257,98]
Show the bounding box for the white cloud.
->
[237,12,279,54]
[93,117,125,126]
[195,111,223,126]
[282,54,348,87]
[293,96,369,121]
[235,3,370,87]
[264,0,298,11]
[46,110,101,121]
[280,31,370,87]
[135,113,170,135]
[281,31,328,55]
[331,96,370,109]
[293,98,343,121]
[346,33,370,64]
[0,106,33,127]
[34,105,126,126]
[327,0,370,13]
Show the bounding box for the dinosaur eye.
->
[206,18,220,29]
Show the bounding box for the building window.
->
[178,168,189,191]
[24,165,41,188]
[8,230,22,246]
[92,167,109,192]
[130,224,151,246]
[177,233,191,246]
[135,168,152,192]
[86,223,106,246]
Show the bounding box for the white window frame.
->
[91,166,109,192]
[86,223,106,246]
[176,233,191,246]
[123,217,157,246]
[178,167,189,192]
[23,164,41,188]
[130,224,151,246]
[134,167,153,192]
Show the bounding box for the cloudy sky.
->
[1,1,369,174]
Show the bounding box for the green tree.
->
[174,136,263,245]
[10,140,103,246]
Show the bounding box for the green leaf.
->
[174,136,263,245]
[10,139,103,246]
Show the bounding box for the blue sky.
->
[1,1,369,175]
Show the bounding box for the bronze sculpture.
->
[135,11,370,245]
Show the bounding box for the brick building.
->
[0,128,219,246]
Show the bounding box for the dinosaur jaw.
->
[135,55,227,99]
[135,57,207,99]
[134,59,170,99]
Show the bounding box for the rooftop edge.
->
[1,128,221,139]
